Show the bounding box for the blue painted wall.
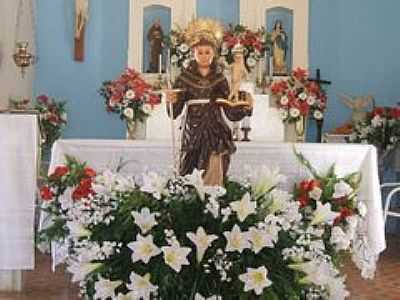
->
[34,0,129,139]
[197,0,240,27]
[35,0,400,140]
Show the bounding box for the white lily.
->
[223,224,250,253]
[310,202,340,225]
[195,293,222,300]
[66,221,91,238]
[289,260,335,286]
[239,266,272,295]
[126,272,158,300]
[140,172,169,200]
[115,291,137,300]
[67,262,102,282]
[327,277,350,300]
[131,207,158,234]
[127,234,161,264]
[249,166,286,199]
[187,226,218,262]
[268,189,292,214]
[333,181,353,199]
[184,168,206,200]
[248,226,275,254]
[230,192,256,222]
[330,226,350,251]
[161,241,191,272]
[94,277,122,300]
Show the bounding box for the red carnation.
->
[84,167,96,178]
[72,178,94,201]
[51,166,69,178]
[334,207,354,225]
[40,186,53,201]
[297,194,310,208]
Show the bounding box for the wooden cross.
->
[308,68,332,143]
[74,0,89,61]
[308,68,331,87]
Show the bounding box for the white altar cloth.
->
[47,139,386,261]
[0,114,38,290]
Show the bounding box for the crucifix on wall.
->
[74,0,89,61]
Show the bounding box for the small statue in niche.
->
[338,93,374,124]
[147,19,164,73]
[270,20,288,75]
[228,43,248,103]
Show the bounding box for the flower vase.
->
[284,116,307,142]
[126,119,146,140]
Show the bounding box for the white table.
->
[0,114,38,291]
[48,139,386,266]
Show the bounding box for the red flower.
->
[271,81,288,95]
[40,186,53,201]
[389,107,400,119]
[299,179,321,193]
[292,68,308,81]
[37,94,49,104]
[299,101,310,115]
[372,107,385,117]
[297,194,310,208]
[51,166,69,178]
[334,207,354,225]
[334,196,348,206]
[84,167,96,178]
[72,178,94,201]
[307,82,321,95]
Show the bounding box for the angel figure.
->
[338,94,374,124]
[228,43,248,103]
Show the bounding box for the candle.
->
[269,55,273,77]
[242,116,251,128]
[159,54,162,74]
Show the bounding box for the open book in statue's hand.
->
[215,98,253,109]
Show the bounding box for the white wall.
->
[0,0,35,109]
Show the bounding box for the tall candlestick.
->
[269,55,273,77]
[158,54,162,74]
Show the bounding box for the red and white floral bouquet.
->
[348,106,400,152]
[221,24,268,71]
[271,68,327,123]
[99,68,160,123]
[35,94,67,149]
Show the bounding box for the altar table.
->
[0,114,38,291]
[47,139,386,266]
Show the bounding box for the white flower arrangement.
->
[38,155,372,299]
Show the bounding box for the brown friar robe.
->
[169,62,252,184]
